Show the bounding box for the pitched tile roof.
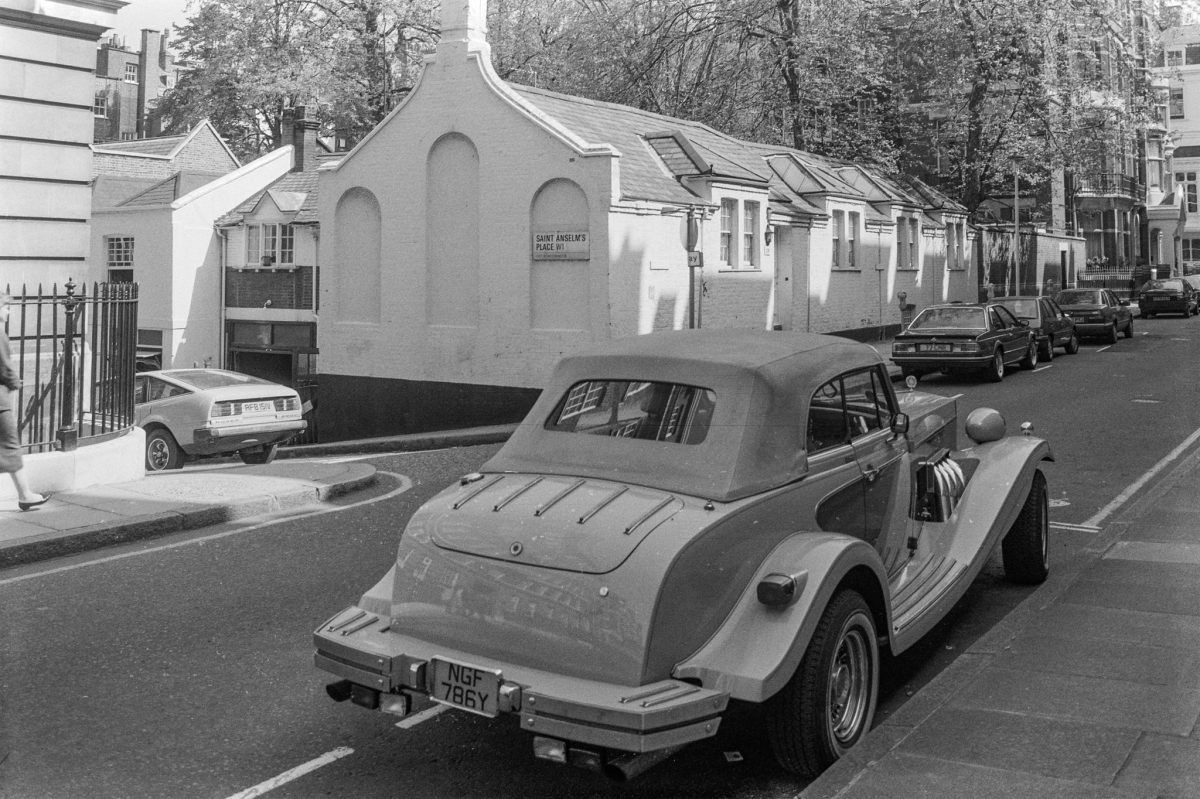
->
[512,84,768,204]
[93,134,187,157]
[92,175,160,209]
[118,171,227,206]
[215,157,337,226]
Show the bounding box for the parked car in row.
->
[315,330,1052,781]
[1054,288,1133,342]
[994,296,1080,361]
[135,369,307,471]
[890,302,1038,381]
[1137,278,1198,318]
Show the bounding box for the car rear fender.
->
[672,533,890,703]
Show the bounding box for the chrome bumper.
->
[314,606,728,752]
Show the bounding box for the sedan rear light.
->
[892,343,915,353]
[953,342,979,353]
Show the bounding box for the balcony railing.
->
[1073,173,1144,201]
[3,280,138,454]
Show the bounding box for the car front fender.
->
[672,532,890,704]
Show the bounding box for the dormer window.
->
[245,223,295,267]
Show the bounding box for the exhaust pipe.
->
[602,745,685,782]
[325,680,353,702]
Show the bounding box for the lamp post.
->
[1011,155,1024,295]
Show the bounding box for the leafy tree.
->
[157,0,436,159]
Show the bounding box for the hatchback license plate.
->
[919,343,952,352]
[430,657,501,717]
[241,400,274,414]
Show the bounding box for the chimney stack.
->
[284,105,319,172]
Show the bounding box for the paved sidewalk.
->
[804,447,1200,799]
[0,424,518,570]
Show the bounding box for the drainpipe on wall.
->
[216,226,227,368]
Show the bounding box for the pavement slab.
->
[1064,561,1200,618]
[950,664,1200,736]
[896,706,1141,786]
[809,752,1153,799]
[990,630,1200,686]
[1024,601,1200,651]
[1115,733,1200,798]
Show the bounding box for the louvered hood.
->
[420,473,683,574]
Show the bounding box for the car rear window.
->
[546,380,716,444]
[997,299,1039,319]
[1056,290,1100,304]
[907,307,985,330]
[166,370,274,390]
[1145,279,1184,291]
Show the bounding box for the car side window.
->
[994,305,1019,327]
[134,376,148,404]
[841,370,884,439]
[144,376,188,401]
[807,379,849,454]
[988,308,1005,329]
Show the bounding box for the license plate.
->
[430,657,501,717]
[241,400,274,414]
[919,343,952,352]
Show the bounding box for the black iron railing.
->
[3,280,138,454]
[1072,173,1144,201]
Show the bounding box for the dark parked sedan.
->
[1055,288,1133,342]
[891,302,1037,382]
[995,296,1079,361]
[1138,278,1197,318]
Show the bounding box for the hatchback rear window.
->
[165,370,274,390]
[546,380,716,444]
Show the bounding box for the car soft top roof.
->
[483,329,884,502]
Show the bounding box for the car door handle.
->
[863,465,879,483]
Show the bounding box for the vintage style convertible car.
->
[314,330,1052,780]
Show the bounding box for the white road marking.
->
[224,747,353,799]
[0,472,413,587]
[1033,364,1054,372]
[1095,345,1113,353]
[1050,521,1100,533]
[1131,398,1162,404]
[1084,426,1200,528]
[396,702,452,729]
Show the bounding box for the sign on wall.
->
[533,230,590,260]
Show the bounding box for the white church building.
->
[315,0,977,441]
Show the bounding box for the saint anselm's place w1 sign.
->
[533,230,590,260]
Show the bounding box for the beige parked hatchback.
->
[134,369,306,471]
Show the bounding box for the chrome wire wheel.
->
[827,619,873,748]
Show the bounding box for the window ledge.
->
[717,267,763,273]
[233,265,299,272]
[831,267,863,273]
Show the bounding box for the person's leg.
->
[9,468,44,504]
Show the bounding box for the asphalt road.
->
[2,315,1198,799]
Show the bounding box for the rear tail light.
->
[274,396,300,411]
[954,342,979,353]
[211,400,236,418]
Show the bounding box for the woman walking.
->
[1,293,48,510]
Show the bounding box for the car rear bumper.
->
[1138,300,1188,314]
[314,606,728,753]
[1070,321,1114,335]
[189,419,306,455]
[890,353,992,370]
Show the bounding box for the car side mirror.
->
[891,412,909,436]
[1119,299,1130,306]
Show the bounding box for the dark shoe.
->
[18,494,50,511]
